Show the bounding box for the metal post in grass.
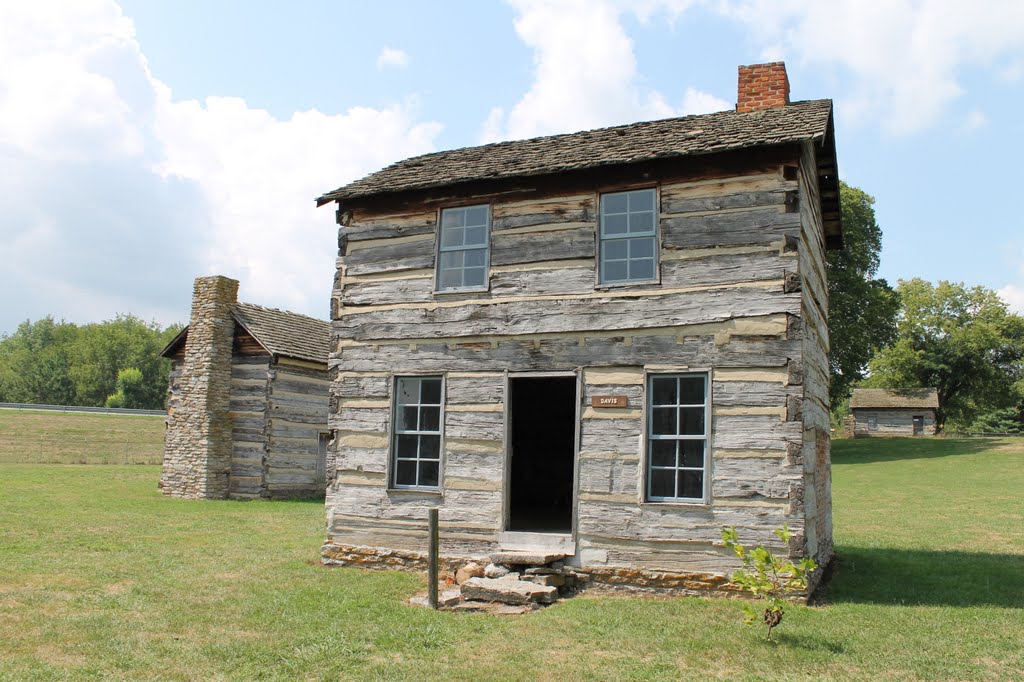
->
[428,507,439,610]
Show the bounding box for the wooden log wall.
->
[325,154,828,576]
[228,329,271,499]
[797,140,834,573]
[265,357,330,499]
[852,409,937,436]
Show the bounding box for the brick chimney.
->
[161,275,239,499]
[737,62,790,113]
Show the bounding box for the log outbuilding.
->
[316,62,840,593]
[850,388,939,437]
[160,276,331,500]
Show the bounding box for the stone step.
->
[460,576,558,605]
[451,601,539,615]
[489,551,568,566]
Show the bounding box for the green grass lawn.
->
[1,438,1022,680]
[0,409,164,464]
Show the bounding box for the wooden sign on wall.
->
[591,395,628,408]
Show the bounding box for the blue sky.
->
[2,1,1023,335]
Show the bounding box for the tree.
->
[0,317,78,405]
[865,279,1024,429]
[826,183,900,408]
[105,367,147,409]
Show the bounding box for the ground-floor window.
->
[391,376,443,488]
[646,373,708,502]
[867,415,878,431]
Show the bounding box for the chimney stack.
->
[737,62,790,113]
[161,275,239,499]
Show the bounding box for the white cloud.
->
[0,1,442,333]
[718,0,1024,134]
[999,284,1024,313]
[481,0,727,143]
[376,46,410,69]
[962,108,988,132]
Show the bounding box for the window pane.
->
[603,193,628,214]
[440,250,463,269]
[421,378,441,405]
[678,471,703,499]
[629,189,655,211]
[630,237,655,258]
[395,460,417,486]
[463,267,486,288]
[397,379,419,405]
[439,269,462,289]
[419,461,440,487]
[420,406,440,432]
[465,205,488,226]
[629,258,655,281]
[396,434,418,457]
[419,434,440,459]
[650,440,676,467]
[652,377,677,405]
[679,407,704,435]
[441,226,464,248]
[441,209,464,228]
[604,239,628,261]
[650,469,675,498]
[680,440,704,468]
[603,213,628,235]
[399,406,418,431]
[465,226,487,246]
[464,248,486,267]
[603,260,628,282]
[652,407,676,435]
[629,211,655,233]
[678,377,704,405]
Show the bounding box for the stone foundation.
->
[320,541,776,600]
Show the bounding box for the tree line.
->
[1,182,1021,428]
[0,315,182,411]
[829,184,1024,432]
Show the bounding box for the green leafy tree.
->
[865,279,1024,429]
[721,525,817,641]
[826,183,900,408]
[105,367,147,409]
[0,317,78,405]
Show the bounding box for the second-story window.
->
[437,205,490,291]
[599,188,658,285]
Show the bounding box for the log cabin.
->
[315,62,840,594]
[160,276,331,500]
[850,388,939,437]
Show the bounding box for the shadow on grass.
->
[831,437,1004,465]
[825,545,1024,608]
[773,632,846,654]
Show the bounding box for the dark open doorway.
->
[507,376,577,533]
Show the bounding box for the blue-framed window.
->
[437,205,490,291]
[392,376,443,488]
[647,374,708,502]
[599,188,658,284]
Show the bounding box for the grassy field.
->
[0,437,1022,680]
[0,408,164,464]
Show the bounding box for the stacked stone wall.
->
[161,276,239,499]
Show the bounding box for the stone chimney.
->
[160,275,239,499]
[737,62,790,113]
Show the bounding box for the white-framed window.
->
[391,376,444,488]
[599,188,658,285]
[437,205,490,291]
[647,373,708,502]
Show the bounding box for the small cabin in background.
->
[160,276,331,500]
[315,62,841,595]
[850,388,939,437]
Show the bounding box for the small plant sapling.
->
[721,525,817,641]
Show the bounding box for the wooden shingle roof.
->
[232,303,329,364]
[850,388,939,410]
[318,99,833,203]
[161,303,329,365]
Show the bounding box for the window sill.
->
[641,499,712,510]
[387,487,443,497]
[433,287,490,296]
[595,278,661,291]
